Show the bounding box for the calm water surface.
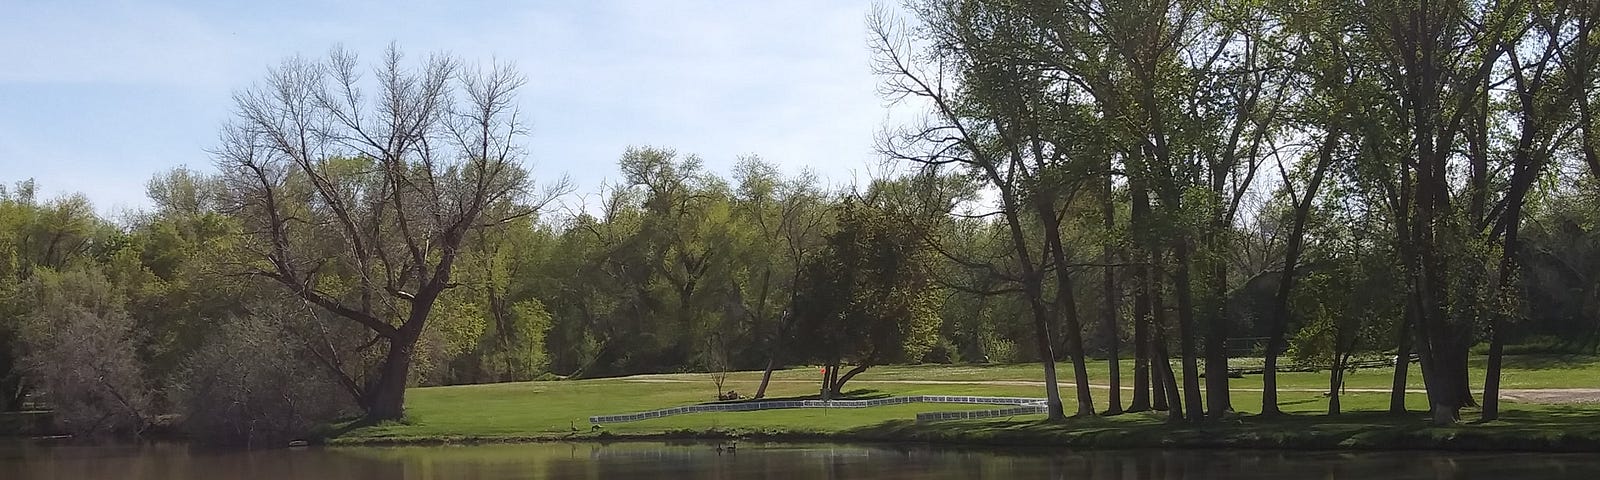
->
[3,441,1598,479]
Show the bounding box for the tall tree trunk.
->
[1102,173,1123,415]
[1412,317,1453,424]
[1264,131,1337,416]
[1204,256,1232,418]
[1042,211,1096,417]
[1261,330,1285,416]
[1482,313,1507,420]
[1154,336,1184,422]
[1170,239,1205,420]
[754,354,778,399]
[1418,285,1463,425]
[1395,10,1484,424]
[1328,353,1347,415]
[1390,155,1452,422]
[1484,127,1543,420]
[1455,334,1478,408]
[1034,326,1068,420]
[1414,149,1465,425]
[988,175,1068,421]
[821,363,841,400]
[1129,257,1153,413]
[1131,181,1156,413]
[1149,352,1167,411]
[1151,247,1183,421]
[1389,298,1415,414]
[364,331,420,422]
[364,288,442,420]
[1026,288,1068,420]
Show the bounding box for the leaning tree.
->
[214,45,561,421]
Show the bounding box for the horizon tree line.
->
[0,0,1598,443]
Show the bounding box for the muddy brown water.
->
[3,440,1598,479]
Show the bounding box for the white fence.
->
[589,395,1047,425]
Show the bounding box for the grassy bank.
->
[332,355,1600,451]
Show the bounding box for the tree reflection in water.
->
[0,441,1588,479]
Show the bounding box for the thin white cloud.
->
[0,128,156,215]
[0,2,246,88]
[1,0,923,212]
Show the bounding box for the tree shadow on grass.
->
[1473,354,1600,371]
[1494,405,1600,427]
[715,389,892,404]
[319,414,396,441]
[839,389,892,400]
[1278,397,1324,408]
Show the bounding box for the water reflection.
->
[1,440,1595,479]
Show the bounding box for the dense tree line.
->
[2,0,1600,444]
[870,0,1600,424]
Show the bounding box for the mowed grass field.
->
[335,355,1600,447]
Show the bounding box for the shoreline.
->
[327,416,1600,453]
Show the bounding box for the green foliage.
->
[0,184,122,412]
[7,0,1600,435]
[474,300,553,383]
[1286,216,1403,370]
[791,198,941,368]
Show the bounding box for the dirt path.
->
[1496,388,1600,404]
[617,377,1600,404]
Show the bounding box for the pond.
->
[3,440,1598,479]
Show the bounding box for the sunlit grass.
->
[333,353,1600,449]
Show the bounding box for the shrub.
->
[980,336,1019,364]
[167,313,354,446]
[19,268,152,436]
[920,338,961,364]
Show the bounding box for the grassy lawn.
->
[334,354,1600,450]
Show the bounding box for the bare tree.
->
[214,45,566,422]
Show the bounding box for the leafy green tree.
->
[1520,192,1600,349]
[619,147,741,373]
[539,188,649,378]
[871,5,1084,419]
[445,217,558,384]
[1287,207,1403,415]
[121,169,244,378]
[727,157,831,398]
[791,197,939,398]
[0,182,115,411]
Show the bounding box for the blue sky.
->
[0,0,913,215]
